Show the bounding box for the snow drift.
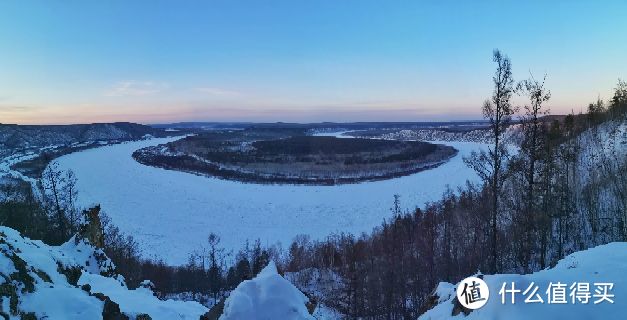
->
[420,242,627,320]
[220,261,314,320]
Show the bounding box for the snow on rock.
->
[419,242,627,320]
[0,226,207,319]
[432,282,455,304]
[220,262,315,320]
[78,273,207,320]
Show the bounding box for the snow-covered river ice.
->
[55,136,488,265]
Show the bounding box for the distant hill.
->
[0,122,165,149]
[150,121,489,131]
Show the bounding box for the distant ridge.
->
[150,120,489,131]
[0,122,165,149]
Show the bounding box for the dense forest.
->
[0,50,625,318]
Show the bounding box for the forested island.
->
[132,131,457,185]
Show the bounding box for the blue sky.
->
[0,1,626,124]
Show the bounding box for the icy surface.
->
[220,262,314,320]
[420,242,627,320]
[54,137,488,264]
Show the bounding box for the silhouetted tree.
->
[516,73,551,269]
[464,49,516,272]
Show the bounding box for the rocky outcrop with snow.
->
[219,262,315,320]
[419,242,627,320]
[0,226,207,319]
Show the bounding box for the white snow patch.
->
[420,242,627,320]
[220,261,314,320]
[0,226,208,319]
[78,273,207,320]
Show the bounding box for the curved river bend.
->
[55,137,487,265]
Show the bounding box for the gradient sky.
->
[1,1,626,124]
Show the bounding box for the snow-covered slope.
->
[0,226,207,319]
[420,242,627,320]
[0,122,161,150]
[220,262,314,320]
[361,125,521,145]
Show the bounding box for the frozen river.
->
[55,136,488,265]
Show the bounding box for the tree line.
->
[282,51,627,318]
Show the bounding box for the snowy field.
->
[54,136,488,265]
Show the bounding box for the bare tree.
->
[63,170,80,234]
[464,49,515,273]
[207,233,226,302]
[391,194,401,217]
[517,73,551,268]
[41,162,69,239]
[40,162,82,241]
[609,78,627,117]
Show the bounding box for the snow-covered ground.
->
[0,149,48,200]
[420,242,627,320]
[0,141,117,200]
[0,226,208,319]
[0,151,39,183]
[54,137,488,265]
